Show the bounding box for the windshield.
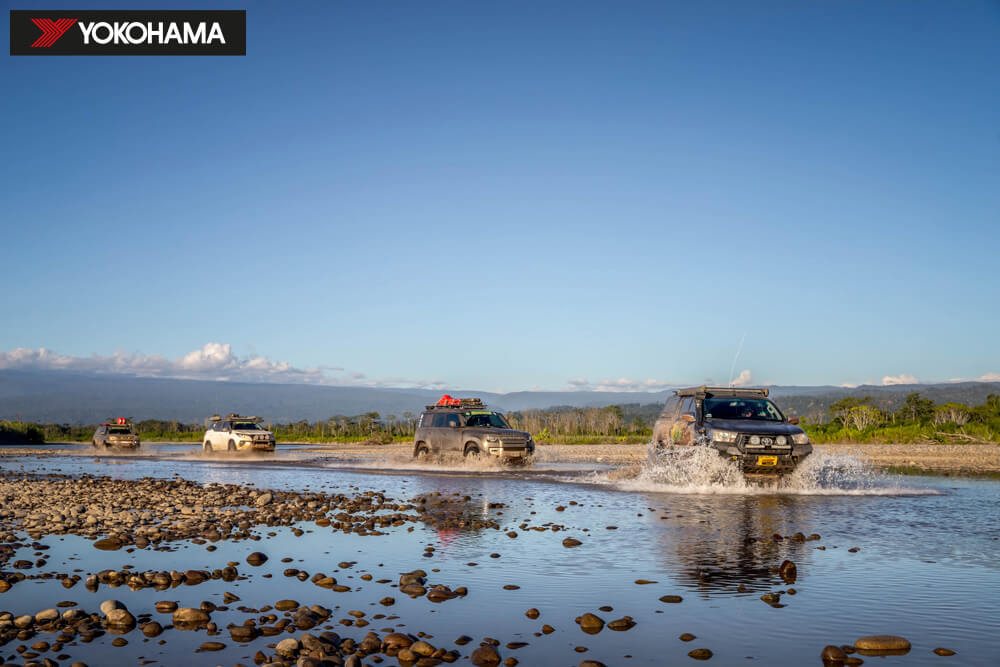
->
[464,412,510,428]
[233,422,261,430]
[702,398,784,422]
[108,426,132,435]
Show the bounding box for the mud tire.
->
[204,441,213,452]
[464,443,480,458]
[228,440,236,451]
[414,443,429,459]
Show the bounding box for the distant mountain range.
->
[1,370,997,424]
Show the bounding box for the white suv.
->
[202,414,275,452]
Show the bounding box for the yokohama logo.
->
[30,18,77,47]
[10,10,246,56]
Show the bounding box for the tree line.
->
[3,394,998,445]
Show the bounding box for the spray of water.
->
[601,443,941,496]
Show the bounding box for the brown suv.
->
[92,418,140,449]
[413,396,534,462]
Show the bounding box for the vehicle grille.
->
[501,437,527,448]
[738,434,791,452]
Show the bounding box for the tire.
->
[227,440,236,452]
[464,443,480,458]
[92,440,98,449]
[204,441,213,452]
[414,443,429,459]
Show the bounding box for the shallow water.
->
[2,444,998,666]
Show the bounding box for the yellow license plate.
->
[757,456,778,466]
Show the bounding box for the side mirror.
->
[681,414,695,423]
[787,417,799,425]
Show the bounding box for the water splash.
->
[603,444,942,496]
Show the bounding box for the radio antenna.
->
[728,333,746,387]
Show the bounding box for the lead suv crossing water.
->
[653,386,811,475]
[413,395,535,462]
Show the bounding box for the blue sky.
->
[2,0,998,391]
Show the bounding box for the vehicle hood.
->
[704,420,803,435]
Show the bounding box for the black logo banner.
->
[10,10,246,55]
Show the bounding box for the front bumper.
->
[248,441,275,451]
[107,440,140,448]
[718,444,811,474]
[486,446,533,459]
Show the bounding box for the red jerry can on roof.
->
[437,395,461,407]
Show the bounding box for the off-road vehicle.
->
[92,418,140,449]
[202,414,275,452]
[413,395,535,462]
[653,386,811,475]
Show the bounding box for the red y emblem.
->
[30,18,78,48]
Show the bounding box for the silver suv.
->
[413,396,534,462]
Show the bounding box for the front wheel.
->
[204,441,213,452]
[464,444,480,458]
[92,440,98,449]
[227,440,236,451]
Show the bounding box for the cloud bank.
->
[0,344,445,389]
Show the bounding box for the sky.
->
[2,1,998,392]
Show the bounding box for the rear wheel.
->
[92,440,98,448]
[227,439,236,451]
[414,443,429,459]
[204,441,213,452]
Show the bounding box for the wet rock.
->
[779,560,797,583]
[276,637,301,655]
[471,644,502,666]
[255,492,273,506]
[933,648,956,656]
[542,624,555,634]
[141,622,163,637]
[760,593,781,605]
[199,641,226,651]
[821,645,847,662]
[106,609,136,627]
[660,595,683,603]
[688,648,713,660]
[525,608,540,619]
[247,552,268,566]
[100,600,125,616]
[579,662,607,667]
[854,635,910,652]
[155,601,178,613]
[93,538,123,551]
[111,637,128,646]
[679,633,696,642]
[230,626,258,642]
[454,635,473,646]
[844,658,863,666]
[173,607,210,624]
[562,538,583,548]
[607,616,635,631]
[34,608,59,624]
[576,613,604,634]
[383,632,414,649]
[275,599,299,611]
[401,583,427,597]
[634,579,656,584]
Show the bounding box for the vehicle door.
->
[212,421,229,448]
[440,412,464,452]
[677,397,697,445]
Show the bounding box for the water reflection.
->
[651,493,818,596]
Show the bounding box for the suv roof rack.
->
[211,414,262,422]
[425,395,486,410]
[674,385,769,398]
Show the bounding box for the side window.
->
[418,413,428,428]
[446,414,460,428]
[430,413,446,427]
[681,398,695,416]
[660,397,679,419]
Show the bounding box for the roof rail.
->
[674,385,769,398]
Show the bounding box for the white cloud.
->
[565,377,679,392]
[730,369,753,387]
[881,373,919,386]
[946,372,1000,383]
[0,343,444,389]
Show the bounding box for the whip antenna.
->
[728,333,746,387]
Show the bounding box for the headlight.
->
[749,435,760,445]
[776,436,787,446]
[486,436,499,442]
[792,433,809,445]
[712,430,738,443]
